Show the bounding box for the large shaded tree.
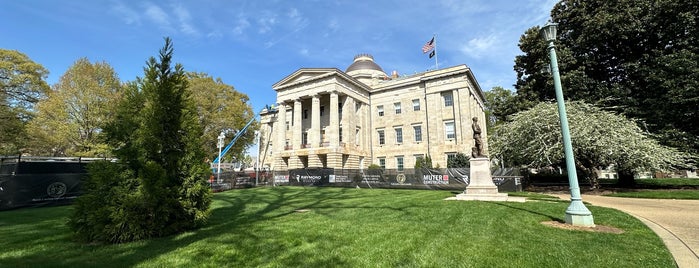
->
[70,38,211,243]
[27,58,122,156]
[514,0,699,153]
[0,49,50,154]
[186,72,256,162]
[490,101,693,188]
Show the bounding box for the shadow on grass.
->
[0,186,414,267]
[492,201,565,223]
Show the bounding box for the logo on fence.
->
[47,182,67,198]
[396,174,406,184]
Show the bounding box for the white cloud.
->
[460,34,499,58]
[232,15,250,35]
[144,3,171,29]
[110,1,140,25]
[172,4,199,36]
[257,11,278,34]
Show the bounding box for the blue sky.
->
[2,0,557,114]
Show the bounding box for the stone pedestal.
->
[446,158,525,202]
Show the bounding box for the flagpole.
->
[433,34,439,69]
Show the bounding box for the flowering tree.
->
[490,101,694,187]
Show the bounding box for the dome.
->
[345,54,386,74]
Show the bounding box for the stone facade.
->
[258,55,487,171]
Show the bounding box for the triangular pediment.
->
[272,68,372,92]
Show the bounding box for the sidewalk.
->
[555,194,699,268]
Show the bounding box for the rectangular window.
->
[339,127,343,143]
[445,121,455,140]
[378,158,386,169]
[413,125,422,142]
[394,102,401,114]
[378,129,385,145]
[378,105,384,116]
[395,127,403,143]
[443,92,453,107]
[415,154,424,164]
[412,99,420,111]
[396,156,404,171]
[320,106,325,116]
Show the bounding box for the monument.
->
[448,117,524,202]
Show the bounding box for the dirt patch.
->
[541,221,624,234]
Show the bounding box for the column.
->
[329,92,339,147]
[276,102,286,151]
[345,97,356,147]
[310,95,321,147]
[293,99,302,149]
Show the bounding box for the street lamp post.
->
[541,21,595,227]
[217,131,225,183]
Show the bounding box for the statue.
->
[471,117,486,158]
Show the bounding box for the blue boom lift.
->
[212,105,277,166]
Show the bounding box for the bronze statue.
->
[471,117,486,158]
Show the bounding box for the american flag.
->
[422,37,435,53]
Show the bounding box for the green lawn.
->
[0,187,675,267]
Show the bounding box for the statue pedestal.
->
[446,158,525,202]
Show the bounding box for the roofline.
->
[272,68,373,92]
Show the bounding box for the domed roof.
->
[345,54,386,74]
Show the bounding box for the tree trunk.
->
[617,169,636,187]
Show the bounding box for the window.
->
[339,127,343,142]
[396,156,404,171]
[412,99,420,111]
[445,121,455,139]
[378,105,384,116]
[378,158,386,169]
[394,102,401,114]
[413,125,422,142]
[443,92,453,107]
[415,154,424,163]
[320,106,325,116]
[378,129,385,145]
[303,109,308,119]
[395,127,403,143]
[286,121,290,130]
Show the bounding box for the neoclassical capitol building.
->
[258,54,487,171]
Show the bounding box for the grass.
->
[598,178,699,188]
[0,187,675,267]
[604,190,699,199]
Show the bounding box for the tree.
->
[489,101,693,188]
[447,153,470,168]
[414,155,433,169]
[70,38,211,243]
[514,0,699,153]
[27,58,122,156]
[484,87,524,132]
[0,49,50,154]
[186,72,256,162]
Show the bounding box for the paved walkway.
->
[554,194,699,268]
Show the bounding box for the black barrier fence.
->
[1,157,93,210]
[272,168,523,192]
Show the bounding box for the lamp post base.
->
[565,200,595,227]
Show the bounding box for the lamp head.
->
[541,21,558,42]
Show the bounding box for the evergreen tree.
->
[70,38,212,243]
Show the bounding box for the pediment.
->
[273,68,338,90]
[273,68,372,92]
